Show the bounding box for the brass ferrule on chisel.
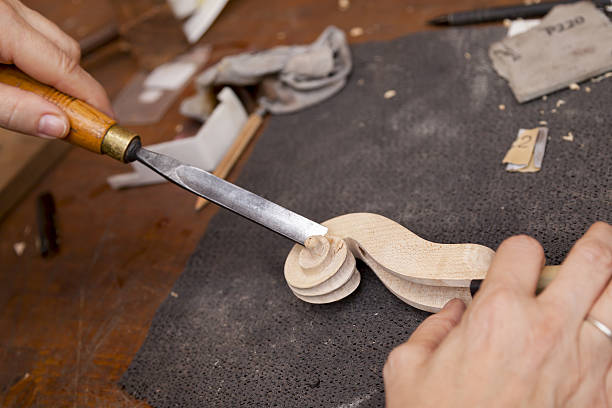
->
[101,125,141,162]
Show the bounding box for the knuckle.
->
[68,39,81,61]
[58,50,81,77]
[574,238,612,269]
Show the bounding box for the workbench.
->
[0,1,521,405]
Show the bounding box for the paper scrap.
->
[144,62,197,91]
[490,2,612,103]
[503,127,548,172]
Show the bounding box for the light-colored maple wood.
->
[284,213,559,312]
[0,65,116,154]
[195,111,263,211]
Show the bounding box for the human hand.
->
[384,222,612,407]
[0,0,112,139]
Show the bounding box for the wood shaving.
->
[170,291,179,298]
[384,89,396,99]
[542,95,548,101]
[562,132,574,142]
[551,108,557,113]
[539,120,548,125]
[349,27,364,37]
[555,99,565,108]
[464,52,471,60]
[13,241,26,256]
[591,72,612,83]
[585,86,592,93]
[498,104,506,111]
[338,0,350,11]
[569,83,580,91]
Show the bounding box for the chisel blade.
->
[135,148,328,245]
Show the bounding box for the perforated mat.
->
[120,27,611,407]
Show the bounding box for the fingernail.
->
[38,115,67,139]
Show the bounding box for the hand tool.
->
[428,0,612,26]
[0,65,327,245]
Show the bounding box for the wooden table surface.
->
[1,0,513,405]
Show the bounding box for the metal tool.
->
[0,65,327,245]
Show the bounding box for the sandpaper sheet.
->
[120,27,611,407]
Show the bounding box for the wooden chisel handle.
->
[0,64,140,162]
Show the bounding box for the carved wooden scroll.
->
[284,213,558,313]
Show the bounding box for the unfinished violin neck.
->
[283,213,558,313]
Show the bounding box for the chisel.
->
[0,65,327,245]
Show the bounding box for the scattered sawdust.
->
[349,27,364,37]
[539,120,548,125]
[585,86,592,93]
[498,104,506,111]
[562,132,574,142]
[555,99,566,108]
[542,95,548,101]
[170,291,179,298]
[591,72,612,83]
[384,89,396,99]
[338,0,350,11]
[276,31,287,40]
[464,52,471,60]
[569,83,580,91]
[13,241,26,256]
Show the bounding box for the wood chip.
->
[498,104,506,111]
[13,241,26,256]
[555,99,565,108]
[170,291,179,298]
[562,132,574,142]
[585,86,592,93]
[542,95,548,101]
[384,89,396,99]
[464,52,471,60]
[338,0,350,11]
[349,27,364,37]
[569,83,580,90]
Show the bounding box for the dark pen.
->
[429,0,611,26]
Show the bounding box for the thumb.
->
[407,298,466,355]
[0,82,69,139]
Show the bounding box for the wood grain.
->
[284,213,560,313]
[0,0,527,406]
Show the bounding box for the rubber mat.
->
[120,26,611,407]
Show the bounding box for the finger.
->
[0,82,69,138]
[481,235,545,296]
[539,222,612,324]
[384,299,465,376]
[407,298,466,355]
[11,2,81,61]
[0,9,113,117]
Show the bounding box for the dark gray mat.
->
[120,27,611,407]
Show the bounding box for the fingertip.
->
[498,235,545,262]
